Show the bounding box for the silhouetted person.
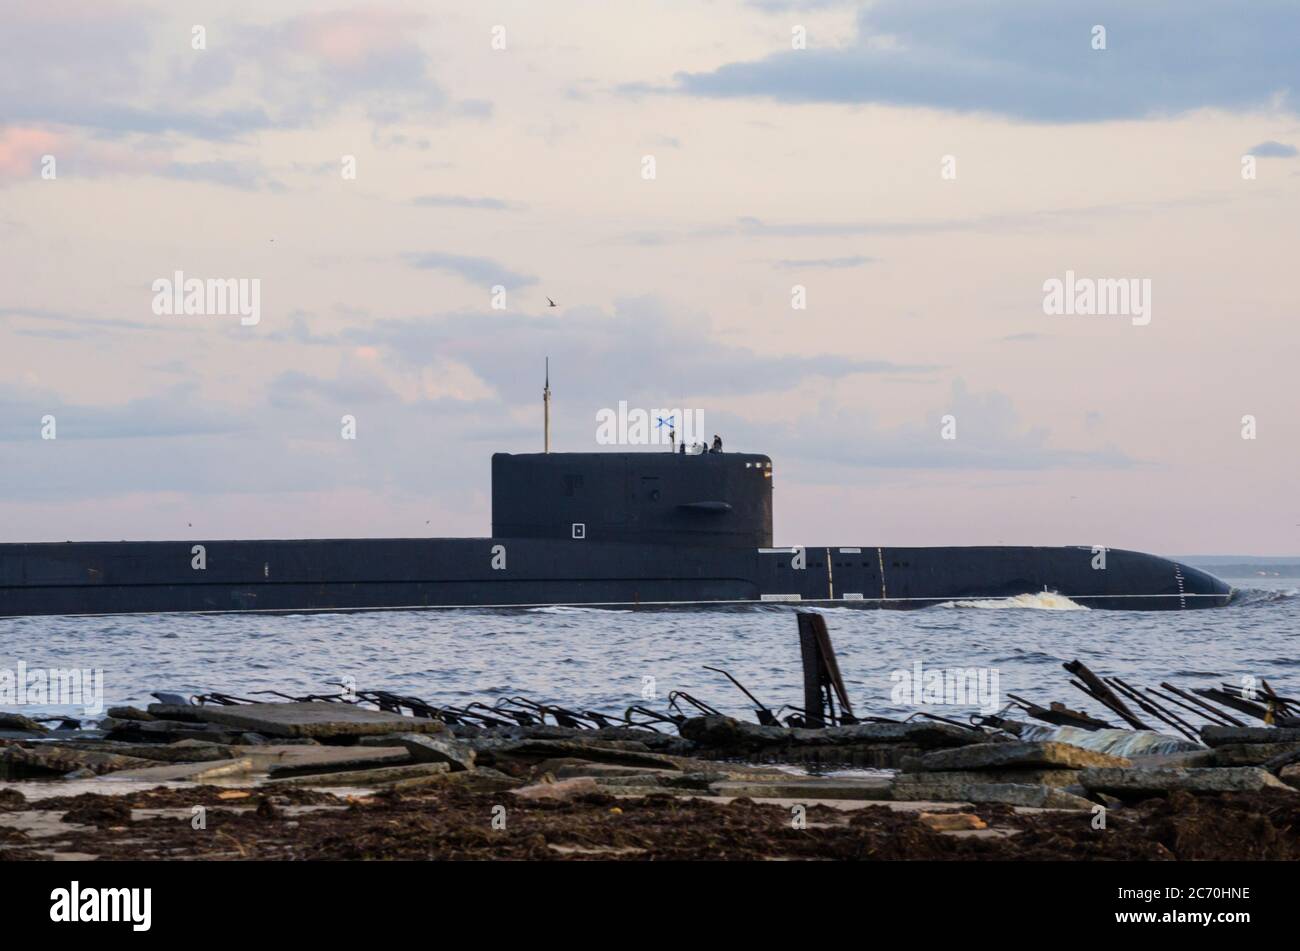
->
[711,434,722,453]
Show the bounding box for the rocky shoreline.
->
[3,698,1299,861]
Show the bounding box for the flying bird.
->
[546,297,557,307]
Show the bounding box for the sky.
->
[1,0,1297,554]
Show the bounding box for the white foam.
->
[1020,724,1203,756]
[938,591,1089,611]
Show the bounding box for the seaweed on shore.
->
[3,785,1297,862]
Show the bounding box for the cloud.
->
[721,380,1136,475]
[248,8,445,126]
[775,255,874,269]
[157,160,284,191]
[0,374,501,506]
[267,351,497,410]
[0,127,62,180]
[454,99,494,119]
[342,295,936,407]
[1248,140,1298,157]
[403,252,538,288]
[747,0,855,10]
[0,126,283,189]
[411,195,520,211]
[0,6,276,140]
[0,6,446,142]
[657,195,1231,244]
[1001,332,1045,342]
[0,305,174,335]
[0,296,1120,517]
[667,0,1300,122]
[0,382,243,444]
[266,368,400,411]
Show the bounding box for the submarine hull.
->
[0,451,1233,616]
[0,538,1233,617]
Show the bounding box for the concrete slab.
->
[906,741,1131,773]
[553,762,680,780]
[269,761,450,787]
[97,757,256,783]
[895,768,1082,788]
[709,776,893,801]
[512,777,601,800]
[1080,766,1296,796]
[387,733,475,771]
[390,767,523,793]
[147,702,447,739]
[891,781,1094,809]
[0,730,48,741]
[228,744,408,773]
[101,718,244,741]
[73,742,236,764]
[0,713,50,734]
[484,739,680,770]
[3,744,155,777]
[871,799,975,813]
[265,748,413,778]
[1201,726,1300,747]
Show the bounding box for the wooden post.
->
[797,612,825,727]
[796,611,855,728]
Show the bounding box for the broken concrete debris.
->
[1,611,1296,863]
[677,715,985,770]
[1200,726,1300,747]
[903,740,1131,772]
[144,701,449,739]
[2,743,154,779]
[1079,766,1294,798]
[891,740,1129,806]
[0,713,51,736]
[105,706,156,722]
[270,762,452,788]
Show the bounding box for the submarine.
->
[0,421,1235,617]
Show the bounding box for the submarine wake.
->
[1228,586,1298,607]
[938,592,1089,611]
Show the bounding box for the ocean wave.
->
[1229,587,1298,607]
[937,592,1088,611]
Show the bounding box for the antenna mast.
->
[543,357,551,453]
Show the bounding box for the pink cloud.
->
[0,126,243,187]
[285,8,426,68]
[0,127,63,180]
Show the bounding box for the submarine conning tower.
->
[491,451,773,548]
